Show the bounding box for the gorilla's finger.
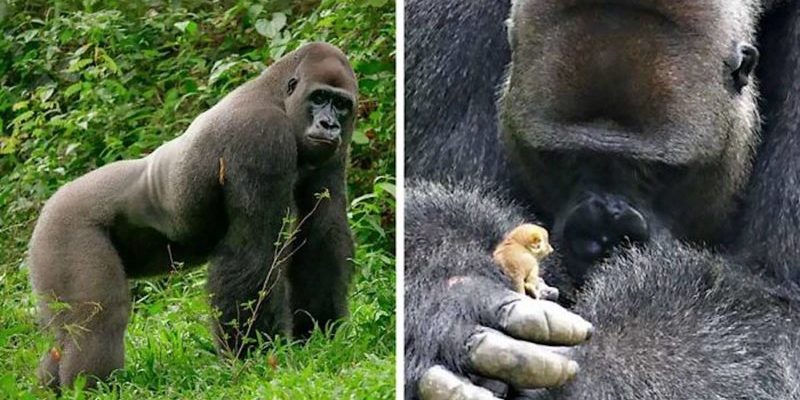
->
[468,328,579,389]
[419,365,501,400]
[497,293,593,345]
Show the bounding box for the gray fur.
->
[28,42,357,388]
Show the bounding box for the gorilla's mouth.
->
[307,134,340,148]
[308,135,335,144]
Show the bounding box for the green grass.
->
[0,0,395,398]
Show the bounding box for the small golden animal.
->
[493,223,557,299]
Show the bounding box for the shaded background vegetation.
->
[0,0,395,397]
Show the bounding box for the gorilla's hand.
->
[411,275,593,400]
[405,181,593,399]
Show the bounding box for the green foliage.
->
[0,0,395,398]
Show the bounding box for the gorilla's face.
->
[285,51,357,166]
[499,0,762,286]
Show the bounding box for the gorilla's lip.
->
[564,0,659,13]
[308,135,338,145]
[513,120,705,164]
[561,0,676,28]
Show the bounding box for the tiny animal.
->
[493,223,558,300]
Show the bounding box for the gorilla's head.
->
[282,43,358,166]
[499,0,762,287]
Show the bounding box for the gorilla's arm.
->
[406,180,593,399]
[405,0,512,183]
[735,0,800,295]
[207,112,296,354]
[288,155,354,338]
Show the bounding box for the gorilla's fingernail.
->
[567,360,580,377]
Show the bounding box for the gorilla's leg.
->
[31,225,129,388]
[288,160,354,338]
[208,169,295,355]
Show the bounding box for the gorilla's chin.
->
[299,138,338,166]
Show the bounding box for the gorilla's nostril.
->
[616,208,650,244]
[570,237,605,261]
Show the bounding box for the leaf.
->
[248,4,264,19]
[255,19,270,37]
[64,82,83,98]
[12,111,34,124]
[174,20,190,32]
[11,101,28,111]
[208,61,237,85]
[270,12,287,32]
[20,29,38,42]
[64,143,80,156]
[0,136,18,155]
[73,43,91,57]
[256,13,287,38]
[174,20,198,35]
[100,54,120,75]
[39,87,55,102]
[352,129,369,145]
[377,182,396,198]
[67,58,93,72]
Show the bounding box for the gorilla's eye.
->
[310,91,327,105]
[287,78,298,95]
[333,96,351,114]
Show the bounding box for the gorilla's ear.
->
[729,42,759,94]
[287,77,299,95]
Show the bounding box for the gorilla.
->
[28,42,358,389]
[405,0,800,399]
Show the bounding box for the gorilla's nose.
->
[569,236,606,261]
[561,193,650,285]
[319,118,339,130]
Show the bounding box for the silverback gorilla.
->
[28,42,357,388]
[406,0,800,399]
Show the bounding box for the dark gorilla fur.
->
[406,0,800,398]
[28,42,357,388]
